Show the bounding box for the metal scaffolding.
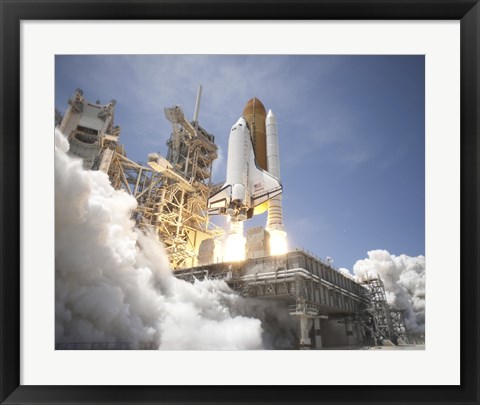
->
[106,102,223,269]
[59,88,223,269]
[390,309,410,344]
[360,275,410,345]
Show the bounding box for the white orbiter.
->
[207,117,282,222]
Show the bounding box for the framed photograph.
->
[1,0,478,404]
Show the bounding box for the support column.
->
[299,316,311,349]
[313,317,322,349]
[344,316,354,346]
[356,320,366,345]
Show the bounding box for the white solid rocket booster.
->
[265,110,285,233]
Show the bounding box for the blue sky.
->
[55,55,425,271]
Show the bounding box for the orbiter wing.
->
[207,157,282,216]
[207,185,232,215]
[249,163,282,207]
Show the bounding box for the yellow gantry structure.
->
[59,88,223,269]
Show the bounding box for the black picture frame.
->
[1,1,478,404]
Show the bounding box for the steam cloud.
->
[353,250,425,333]
[55,130,263,349]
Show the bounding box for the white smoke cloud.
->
[353,250,425,333]
[211,144,224,180]
[55,130,263,349]
[338,267,355,280]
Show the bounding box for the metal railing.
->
[55,342,157,350]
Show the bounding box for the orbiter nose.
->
[233,117,247,129]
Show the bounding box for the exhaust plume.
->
[55,130,263,349]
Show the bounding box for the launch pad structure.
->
[175,249,414,349]
[58,87,223,269]
[57,88,420,350]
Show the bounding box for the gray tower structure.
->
[58,89,120,171]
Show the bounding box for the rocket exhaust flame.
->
[268,229,288,256]
[223,220,246,262]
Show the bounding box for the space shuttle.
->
[207,116,282,222]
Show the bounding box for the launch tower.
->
[58,87,223,269]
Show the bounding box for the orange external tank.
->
[242,97,269,215]
[242,97,267,171]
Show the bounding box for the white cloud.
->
[353,250,425,333]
